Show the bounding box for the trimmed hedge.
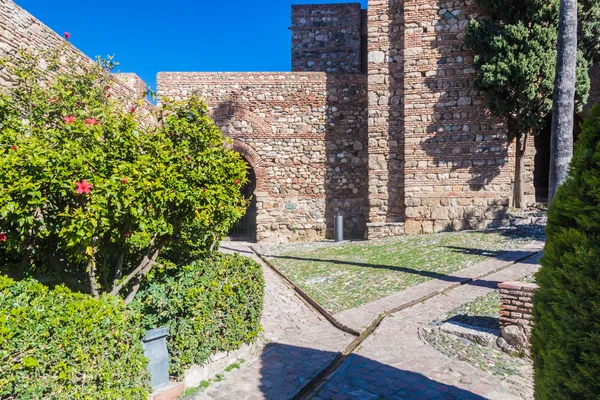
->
[531,106,600,399]
[132,253,264,377]
[0,275,150,399]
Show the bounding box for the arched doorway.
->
[228,158,257,241]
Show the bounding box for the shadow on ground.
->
[254,343,486,399]
[444,246,541,265]
[263,248,539,290]
[446,315,500,331]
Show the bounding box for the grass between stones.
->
[263,227,543,314]
[422,273,538,386]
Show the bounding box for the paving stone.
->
[310,254,542,400]
[199,242,541,400]
[193,243,354,399]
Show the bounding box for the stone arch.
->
[212,103,272,137]
[226,139,267,192]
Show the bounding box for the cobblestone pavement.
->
[309,253,542,400]
[196,241,543,400]
[194,242,354,400]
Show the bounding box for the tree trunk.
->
[514,130,528,209]
[549,0,578,203]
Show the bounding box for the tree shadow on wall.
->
[251,343,488,399]
[417,4,512,217]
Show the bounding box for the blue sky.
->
[17,0,367,90]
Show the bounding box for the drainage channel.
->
[289,249,542,400]
[250,246,361,337]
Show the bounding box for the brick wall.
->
[365,0,538,238]
[498,281,537,347]
[291,3,365,73]
[402,0,521,234]
[157,72,369,243]
[0,0,157,125]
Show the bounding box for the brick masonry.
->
[2,0,600,243]
[292,3,365,74]
[0,0,157,125]
[498,281,538,339]
[157,72,369,242]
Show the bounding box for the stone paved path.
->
[194,242,354,400]
[309,253,542,400]
[196,241,543,400]
[334,241,544,332]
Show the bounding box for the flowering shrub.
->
[0,45,248,301]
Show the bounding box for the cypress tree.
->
[531,106,600,399]
[465,0,592,207]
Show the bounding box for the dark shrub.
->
[0,275,150,399]
[531,106,600,399]
[132,253,264,377]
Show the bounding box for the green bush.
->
[531,106,600,399]
[131,253,264,377]
[0,45,248,301]
[0,275,150,399]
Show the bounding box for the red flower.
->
[0,233,6,242]
[105,85,111,91]
[85,118,99,125]
[106,93,112,98]
[130,106,136,113]
[63,115,76,124]
[75,179,93,195]
[121,178,128,184]
[235,179,241,185]
[124,232,132,238]
[11,145,17,151]
[64,32,71,41]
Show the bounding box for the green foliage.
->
[0,45,248,299]
[465,0,591,136]
[224,362,241,372]
[531,106,600,399]
[579,0,600,65]
[131,253,264,377]
[0,275,150,399]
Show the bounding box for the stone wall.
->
[291,3,365,73]
[498,281,537,348]
[0,0,156,125]
[365,0,406,239]
[402,0,523,235]
[366,0,535,238]
[6,0,598,244]
[157,72,368,243]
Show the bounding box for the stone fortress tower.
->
[2,0,599,243]
[158,1,600,243]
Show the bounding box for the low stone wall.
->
[498,281,538,348]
